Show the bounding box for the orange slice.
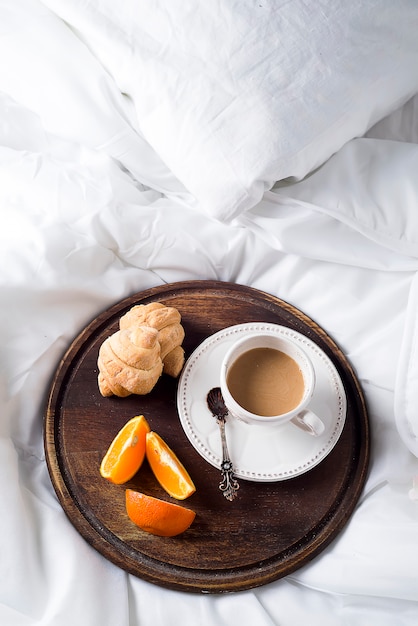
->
[126,490,196,536]
[100,415,150,484]
[145,431,196,500]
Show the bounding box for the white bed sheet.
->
[2,2,418,625]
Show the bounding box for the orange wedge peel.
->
[126,490,196,537]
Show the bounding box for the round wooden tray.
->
[44,280,369,593]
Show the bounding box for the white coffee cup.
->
[220,332,325,436]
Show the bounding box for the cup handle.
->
[291,409,325,436]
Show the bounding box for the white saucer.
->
[177,323,347,482]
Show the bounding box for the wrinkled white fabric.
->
[0,0,187,197]
[33,0,418,220]
[395,273,418,456]
[1,1,418,625]
[271,138,418,259]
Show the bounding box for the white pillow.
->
[0,0,187,198]
[41,0,418,221]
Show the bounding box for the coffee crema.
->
[226,347,304,417]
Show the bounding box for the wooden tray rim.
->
[44,280,370,593]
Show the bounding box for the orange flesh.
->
[145,431,196,500]
[100,415,150,484]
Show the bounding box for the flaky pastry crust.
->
[97,302,185,397]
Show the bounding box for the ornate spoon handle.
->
[217,416,240,501]
[206,387,239,501]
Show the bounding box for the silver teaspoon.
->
[206,387,239,501]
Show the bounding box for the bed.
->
[2,0,418,624]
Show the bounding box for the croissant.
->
[120,302,185,376]
[97,302,185,397]
[98,325,163,397]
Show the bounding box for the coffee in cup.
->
[220,331,324,436]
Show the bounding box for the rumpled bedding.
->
[2,1,418,625]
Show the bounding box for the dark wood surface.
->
[44,280,369,593]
